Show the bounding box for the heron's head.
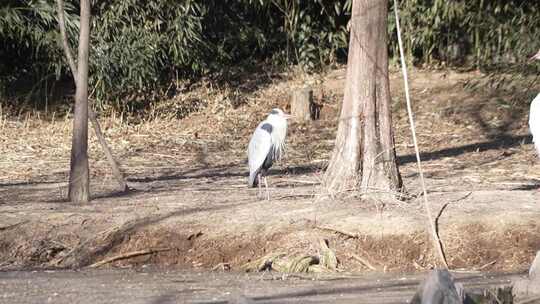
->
[269,108,292,120]
[530,49,540,61]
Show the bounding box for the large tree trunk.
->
[324,0,402,196]
[68,0,91,203]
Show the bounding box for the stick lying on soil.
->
[349,253,378,271]
[0,221,28,231]
[88,248,171,268]
[315,225,359,239]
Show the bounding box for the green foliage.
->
[1,0,540,111]
[71,0,349,108]
[89,0,207,108]
[0,0,78,99]
[260,0,349,69]
[388,0,540,67]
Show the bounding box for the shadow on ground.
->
[398,134,530,165]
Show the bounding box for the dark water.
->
[0,269,521,304]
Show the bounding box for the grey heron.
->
[530,49,540,157]
[248,108,291,199]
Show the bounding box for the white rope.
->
[392,0,448,269]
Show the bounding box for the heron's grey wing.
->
[248,125,273,186]
[530,93,540,155]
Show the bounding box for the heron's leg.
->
[257,173,262,199]
[264,176,270,200]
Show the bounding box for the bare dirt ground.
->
[1,67,539,274]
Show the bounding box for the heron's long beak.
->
[529,49,540,61]
[284,113,293,120]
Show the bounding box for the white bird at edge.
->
[247,108,291,200]
[529,49,540,157]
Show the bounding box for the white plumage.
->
[247,108,290,199]
[248,126,273,186]
[530,93,540,156]
[530,49,540,157]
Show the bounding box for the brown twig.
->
[435,191,473,235]
[518,296,540,304]
[349,253,377,271]
[0,221,28,231]
[274,179,320,185]
[436,192,473,223]
[211,262,231,271]
[435,202,451,226]
[275,193,315,200]
[475,260,496,271]
[315,226,359,239]
[451,191,473,203]
[88,248,171,268]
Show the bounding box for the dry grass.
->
[1,67,537,191]
[0,69,327,185]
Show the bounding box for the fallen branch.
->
[274,179,320,185]
[349,253,377,271]
[435,191,473,237]
[315,226,359,239]
[211,262,230,271]
[57,215,170,268]
[450,191,473,203]
[475,260,496,271]
[88,248,171,268]
[0,221,28,231]
[435,202,451,228]
[518,296,540,304]
[275,193,315,200]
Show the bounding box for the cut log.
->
[291,87,314,122]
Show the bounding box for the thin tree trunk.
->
[68,0,91,203]
[57,0,129,194]
[324,0,402,196]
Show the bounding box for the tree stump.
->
[291,87,314,122]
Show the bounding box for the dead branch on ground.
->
[435,191,472,223]
[88,248,171,268]
[315,225,359,239]
[349,253,377,271]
